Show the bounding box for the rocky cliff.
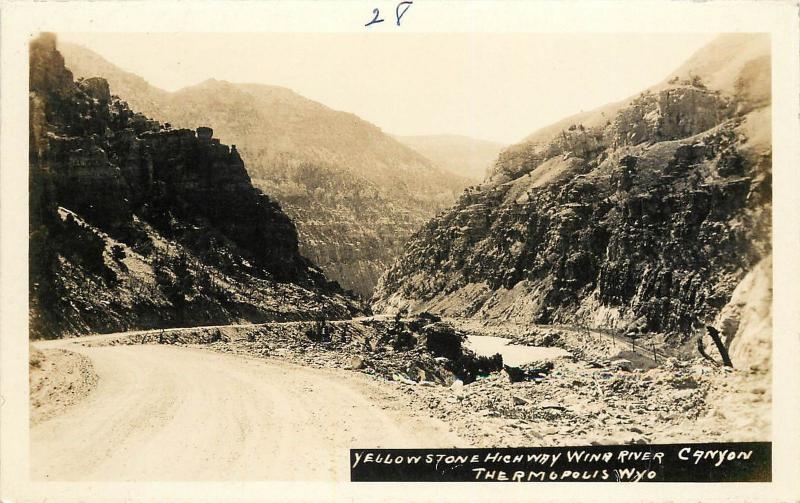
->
[59,43,471,297]
[30,33,361,338]
[373,34,772,363]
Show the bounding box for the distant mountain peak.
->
[58,40,470,297]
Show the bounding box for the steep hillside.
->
[55,40,171,113]
[394,134,506,181]
[374,34,772,364]
[59,43,470,297]
[29,34,360,338]
[489,33,771,184]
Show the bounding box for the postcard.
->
[1,1,798,501]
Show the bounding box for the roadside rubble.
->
[29,346,99,425]
[392,353,769,448]
[87,315,771,448]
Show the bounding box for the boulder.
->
[79,77,111,103]
[503,361,555,383]
[349,355,365,370]
[611,359,634,372]
[420,322,463,360]
[196,126,213,141]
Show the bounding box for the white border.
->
[1,1,798,501]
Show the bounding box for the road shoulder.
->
[29,345,99,426]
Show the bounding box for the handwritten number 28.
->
[365,1,413,27]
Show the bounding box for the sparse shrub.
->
[29,345,45,368]
[691,75,707,88]
[682,75,707,89]
[306,320,331,343]
[153,252,194,310]
[111,244,126,262]
[131,235,154,256]
[209,328,223,343]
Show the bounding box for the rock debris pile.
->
[89,314,769,447]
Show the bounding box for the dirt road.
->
[30,337,462,481]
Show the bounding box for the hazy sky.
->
[59,32,715,144]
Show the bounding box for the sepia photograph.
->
[2,0,799,501]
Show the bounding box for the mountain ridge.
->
[491,33,770,185]
[59,41,470,297]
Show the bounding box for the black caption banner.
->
[351,442,771,482]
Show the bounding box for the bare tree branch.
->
[705,325,734,368]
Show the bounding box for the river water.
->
[465,335,570,367]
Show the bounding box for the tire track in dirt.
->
[30,340,463,481]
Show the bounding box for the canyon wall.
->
[60,44,471,297]
[30,33,360,338]
[374,34,772,361]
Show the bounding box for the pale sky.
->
[59,33,715,144]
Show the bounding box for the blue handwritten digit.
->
[365,8,384,27]
[396,1,412,26]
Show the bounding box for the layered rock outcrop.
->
[374,35,771,355]
[29,34,360,338]
[59,43,471,297]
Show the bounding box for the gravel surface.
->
[29,346,99,426]
[32,316,770,474]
